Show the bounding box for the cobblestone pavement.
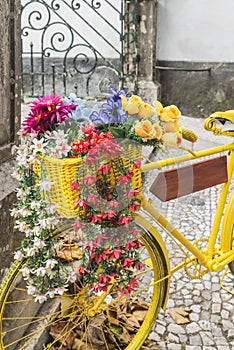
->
[142,117,234,350]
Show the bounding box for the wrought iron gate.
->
[21,0,139,99]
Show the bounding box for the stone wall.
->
[137,0,160,104]
[0,160,25,279]
[155,61,234,118]
[0,0,21,281]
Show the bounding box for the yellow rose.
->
[160,105,181,123]
[135,120,156,139]
[161,119,182,133]
[153,123,163,139]
[162,132,182,148]
[154,100,164,115]
[138,103,155,119]
[121,95,142,115]
[154,101,181,123]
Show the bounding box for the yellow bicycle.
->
[0,112,233,350]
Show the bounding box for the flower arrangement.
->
[12,88,183,302]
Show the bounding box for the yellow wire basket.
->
[34,145,142,219]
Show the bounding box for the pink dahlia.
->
[22,94,76,135]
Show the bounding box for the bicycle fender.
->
[135,214,171,310]
[220,189,234,252]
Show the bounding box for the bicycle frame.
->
[140,142,234,275]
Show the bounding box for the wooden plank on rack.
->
[149,155,228,201]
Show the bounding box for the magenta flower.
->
[22,94,76,135]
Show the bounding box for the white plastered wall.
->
[156,0,234,62]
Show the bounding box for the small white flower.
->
[19,208,30,218]
[32,225,41,236]
[46,269,55,279]
[38,217,53,229]
[16,187,31,198]
[39,180,54,192]
[52,129,67,141]
[14,250,24,260]
[14,220,27,232]
[55,286,68,296]
[67,271,77,283]
[21,267,31,277]
[30,138,46,154]
[47,288,56,299]
[56,141,71,157]
[25,247,36,257]
[45,259,58,269]
[27,285,37,296]
[33,237,46,249]
[30,201,41,210]
[16,154,28,166]
[25,228,33,237]
[28,153,37,163]
[10,208,20,217]
[47,203,60,215]
[12,171,23,181]
[35,293,47,303]
[35,267,47,277]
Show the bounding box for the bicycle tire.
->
[228,220,234,274]
[0,223,168,350]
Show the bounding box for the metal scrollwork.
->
[87,66,121,96]
[71,0,81,11]
[21,0,139,98]
[91,0,101,10]
[64,44,98,75]
[43,23,74,56]
[51,0,61,11]
[22,2,50,33]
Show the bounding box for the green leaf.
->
[124,116,136,133]
[110,127,126,138]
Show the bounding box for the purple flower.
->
[105,87,127,102]
[90,109,112,124]
[90,88,127,125]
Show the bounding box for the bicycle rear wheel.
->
[228,220,234,274]
[0,224,168,350]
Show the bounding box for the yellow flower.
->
[135,120,162,140]
[135,120,156,139]
[162,132,182,148]
[138,103,155,119]
[154,100,164,115]
[161,119,181,133]
[153,123,163,139]
[154,101,181,123]
[121,95,142,115]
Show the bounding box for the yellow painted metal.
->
[141,143,234,173]
[220,189,234,252]
[220,266,234,295]
[134,213,170,310]
[207,148,234,256]
[87,278,115,317]
[210,251,234,272]
[204,111,234,137]
[220,147,234,253]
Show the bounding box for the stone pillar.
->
[137,0,161,103]
[0,0,22,280]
